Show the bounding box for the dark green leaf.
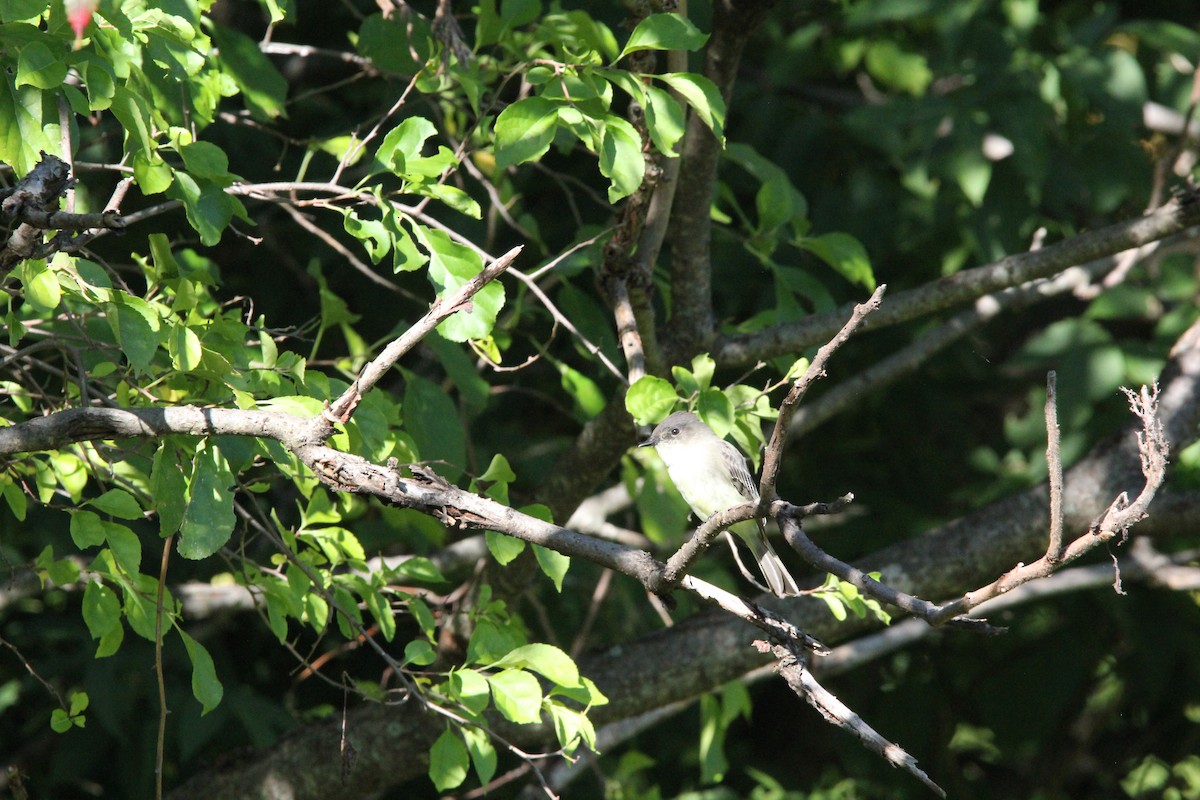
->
[402,370,466,476]
[799,232,876,290]
[599,115,644,202]
[212,23,288,120]
[15,41,67,90]
[177,443,236,560]
[179,630,225,714]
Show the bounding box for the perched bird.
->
[640,411,800,597]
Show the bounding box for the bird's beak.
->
[639,434,656,448]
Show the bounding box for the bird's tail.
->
[744,523,800,597]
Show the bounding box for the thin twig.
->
[928,383,1169,624]
[1044,371,1065,563]
[759,284,887,502]
[155,534,173,800]
[321,245,522,425]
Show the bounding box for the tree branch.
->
[320,245,522,426]
[663,0,782,360]
[714,188,1200,366]
[759,285,886,503]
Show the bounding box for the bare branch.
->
[759,284,887,502]
[774,507,1002,635]
[321,245,522,426]
[929,383,1169,624]
[770,642,946,798]
[1045,371,1065,563]
[785,242,1169,439]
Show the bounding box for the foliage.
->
[0,0,1199,799]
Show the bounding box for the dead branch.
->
[320,245,522,427]
[759,284,887,502]
[928,382,1169,624]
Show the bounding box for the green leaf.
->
[179,141,232,181]
[366,590,397,642]
[625,375,678,425]
[375,116,438,175]
[657,73,725,144]
[15,41,67,90]
[643,84,686,156]
[408,596,437,640]
[485,530,526,565]
[450,668,492,714]
[105,296,160,373]
[168,324,203,371]
[555,359,605,420]
[0,77,53,174]
[356,12,430,75]
[87,489,143,521]
[50,691,88,733]
[491,643,580,688]
[110,85,154,156]
[417,182,481,219]
[462,725,498,786]
[466,618,524,666]
[151,443,188,536]
[104,524,142,576]
[179,630,224,714]
[479,453,516,484]
[82,581,122,640]
[619,13,709,58]
[167,172,239,246]
[403,638,437,666]
[494,96,559,169]
[487,668,543,724]
[212,23,289,120]
[133,152,174,195]
[413,228,506,342]
[20,261,61,312]
[35,545,79,585]
[548,702,596,753]
[402,370,466,476]
[599,115,645,202]
[799,231,876,290]
[4,481,28,521]
[864,40,932,96]
[70,510,107,549]
[389,557,446,585]
[50,709,73,733]
[178,443,236,560]
[533,544,569,592]
[429,729,470,791]
[697,389,735,439]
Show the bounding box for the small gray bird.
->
[640,411,800,597]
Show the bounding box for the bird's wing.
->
[719,439,760,502]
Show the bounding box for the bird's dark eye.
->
[670,427,679,436]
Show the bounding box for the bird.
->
[640,411,800,597]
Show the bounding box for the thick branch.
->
[664,0,781,359]
[715,189,1200,366]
